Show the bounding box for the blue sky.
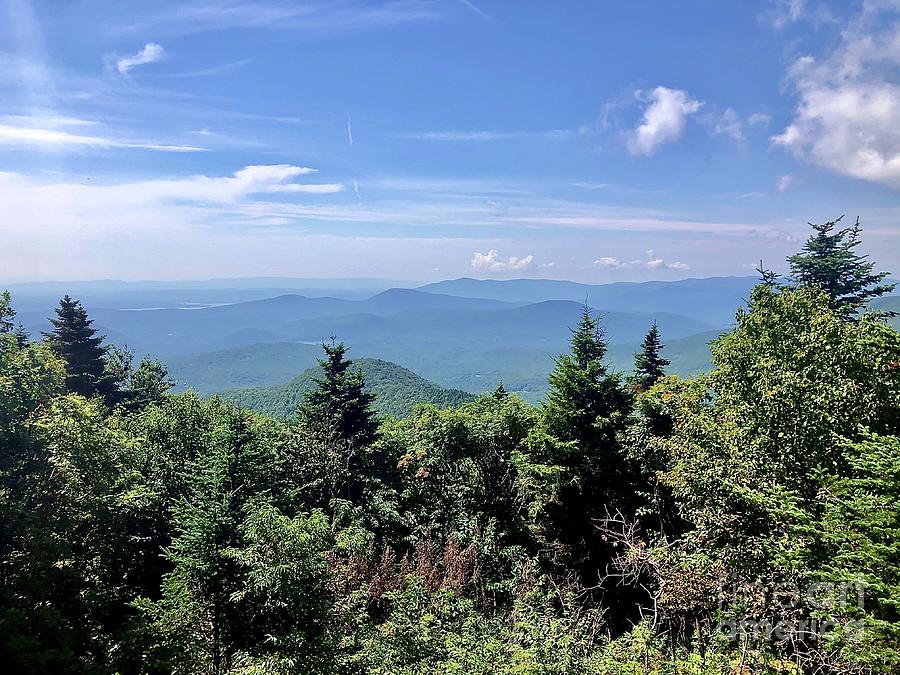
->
[1,0,898,282]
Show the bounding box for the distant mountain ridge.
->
[218,358,475,419]
[418,276,758,326]
[10,275,758,400]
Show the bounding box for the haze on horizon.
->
[2,0,899,283]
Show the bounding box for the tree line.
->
[0,217,897,673]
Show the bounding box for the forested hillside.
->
[1,219,899,673]
[219,357,474,418]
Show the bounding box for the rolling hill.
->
[218,358,475,419]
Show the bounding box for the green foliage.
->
[0,290,15,334]
[527,307,641,587]
[221,357,474,419]
[631,322,670,392]
[299,340,378,448]
[44,295,122,404]
[788,216,895,316]
[804,433,900,670]
[542,307,632,462]
[126,357,175,409]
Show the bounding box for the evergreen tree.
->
[147,408,272,674]
[788,216,894,316]
[0,291,15,334]
[543,307,631,454]
[631,323,670,392]
[44,295,120,402]
[12,325,28,348]
[532,308,638,583]
[299,339,377,449]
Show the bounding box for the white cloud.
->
[471,249,536,272]
[712,107,744,142]
[594,251,690,271]
[748,112,771,126]
[776,174,794,192]
[116,43,165,74]
[771,5,900,189]
[0,121,203,152]
[627,86,703,156]
[594,256,637,269]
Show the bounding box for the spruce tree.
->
[298,339,377,449]
[0,291,15,334]
[44,295,120,402]
[535,308,644,623]
[543,307,630,453]
[631,322,670,391]
[788,216,894,316]
[539,308,635,535]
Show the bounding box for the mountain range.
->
[11,274,891,402]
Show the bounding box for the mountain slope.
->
[219,358,475,419]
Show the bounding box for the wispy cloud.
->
[112,1,442,38]
[457,0,491,19]
[0,166,810,247]
[0,120,204,152]
[116,43,165,74]
[768,0,804,29]
[711,107,744,142]
[570,182,613,190]
[627,86,702,156]
[394,129,577,141]
[776,174,793,192]
[158,58,251,78]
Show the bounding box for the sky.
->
[1,0,899,283]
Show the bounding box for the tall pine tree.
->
[631,322,670,392]
[788,216,894,316]
[298,339,377,449]
[536,308,637,556]
[44,295,120,402]
[543,307,631,455]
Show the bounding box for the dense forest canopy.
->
[1,220,899,673]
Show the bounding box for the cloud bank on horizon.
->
[0,0,898,282]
